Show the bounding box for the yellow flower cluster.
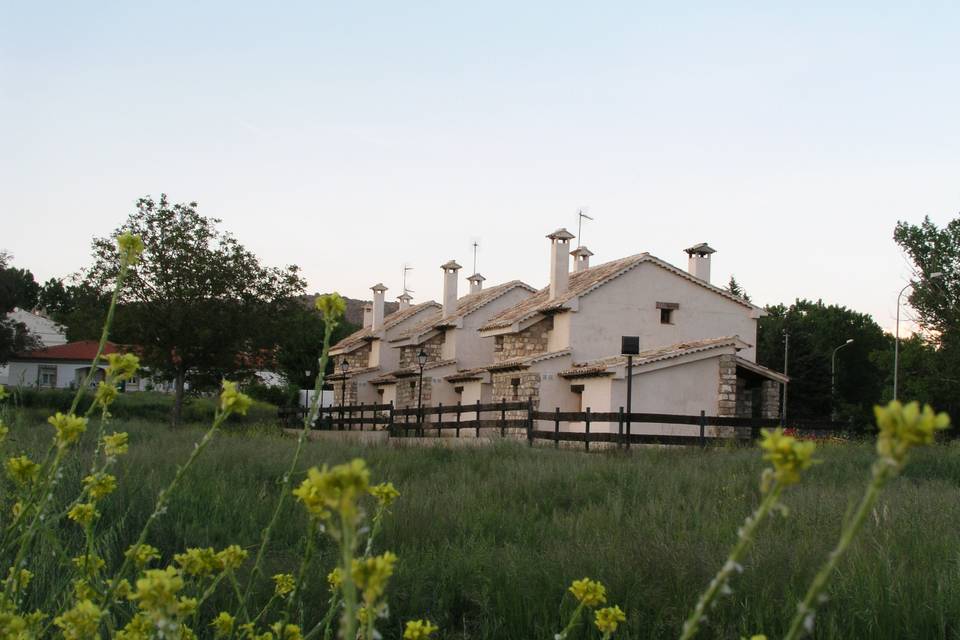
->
[293,459,370,521]
[369,482,401,507]
[6,567,33,593]
[270,622,304,639]
[273,573,295,596]
[48,412,88,447]
[54,599,102,640]
[220,380,253,416]
[211,612,235,638]
[315,292,347,322]
[759,428,818,485]
[352,551,398,604]
[94,381,119,407]
[126,544,160,568]
[67,503,98,527]
[83,472,117,500]
[217,544,248,571]
[130,566,184,613]
[106,352,140,381]
[569,578,607,607]
[327,567,343,590]
[595,605,627,634]
[103,431,129,456]
[175,547,220,577]
[6,455,40,486]
[403,619,439,639]
[875,401,951,467]
[72,554,106,577]
[117,232,145,266]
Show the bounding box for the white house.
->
[5,340,149,391]
[0,309,68,385]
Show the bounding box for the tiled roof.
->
[328,365,380,381]
[390,280,535,344]
[480,253,760,332]
[370,359,457,384]
[14,340,126,362]
[330,301,440,355]
[485,349,571,372]
[444,367,488,382]
[558,337,745,378]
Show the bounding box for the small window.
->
[39,365,57,388]
[660,308,673,324]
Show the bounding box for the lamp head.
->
[846,339,854,344]
[417,349,429,367]
[339,360,349,374]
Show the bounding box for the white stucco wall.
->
[565,261,758,362]
[6,361,106,389]
[454,286,535,370]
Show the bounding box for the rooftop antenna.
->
[577,208,594,248]
[402,264,414,296]
[471,239,480,274]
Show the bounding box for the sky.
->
[2,2,958,333]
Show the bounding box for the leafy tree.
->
[725,275,751,302]
[38,278,113,342]
[274,302,356,389]
[0,252,41,364]
[758,299,889,423]
[84,195,306,425]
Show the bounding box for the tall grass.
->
[10,418,960,639]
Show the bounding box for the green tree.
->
[725,275,751,302]
[84,195,306,425]
[758,299,890,423]
[274,302,356,388]
[38,278,113,342]
[0,252,41,364]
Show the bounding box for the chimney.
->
[398,292,413,310]
[441,260,462,317]
[684,243,716,283]
[362,304,373,329]
[571,246,593,273]
[547,228,575,299]
[371,283,388,331]
[467,273,486,294]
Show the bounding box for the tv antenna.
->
[471,239,480,274]
[402,264,414,295]
[577,208,594,247]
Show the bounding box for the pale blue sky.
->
[2,2,958,332]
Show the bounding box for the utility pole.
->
[781,330,789,426]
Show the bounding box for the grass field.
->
[7,416,960,639]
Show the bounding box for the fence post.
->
[625,405,632,451]
[500,398,507,438]
[388,402,395,437]
[526,397,534,447]
[618,407,624,449]
[699,409,706,447]
[456,402,462,438]
[554,407,560,449]
[360,402,365,432]
[437,402,443,438]
[585,407,591,452]
[476,400,481,438]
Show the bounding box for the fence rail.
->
[279,401,859,447]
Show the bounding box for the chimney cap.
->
[467,273,486,283]
[441,260,463,271]
[371,282,388,292]
[547,228,575,241]
[684,243,716,256]
[398,292,413,301]
[571,246,594,257]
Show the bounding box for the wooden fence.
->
[279,401,859,448]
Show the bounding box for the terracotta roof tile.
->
[14,340,127,362]
[485,349,571,372]
[558,337,745,378]
[330,301,440,355]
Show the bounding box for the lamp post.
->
[781,330,789,426]
[894,272,943,400]
[304,370,311,410]
[621,336,640,449]
[831,340,853,420]
[416,349,428,437]
[339,360,349,429]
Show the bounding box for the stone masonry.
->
[399,333,444,369]
[396,376,431,410]
[760,380,781,420]
[336,344,371,372]
[493,317,551,363]
[717,354,738,417]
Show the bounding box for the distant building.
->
[0,309,68,385]
[5,340,151,391]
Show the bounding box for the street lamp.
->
[304,370,311,409]
[339,360,349,429]
[416,349,428,436]
[894,272,943,400]
[831,339,853,420]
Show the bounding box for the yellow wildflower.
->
[327,567,342,590]
[369,482,401,507]
[178,597,199,616]
[174,547,219,577]
[73,578,98,601]
[106,353,140,381]
[115,579,132,600]
[115,614,151,640]
[272,573,296,596]
[569,578,607,607]
[403,619,439,639]
[216,544,248,571]
[103,431,129,456]
[130,566,184,612]
[315,292,347,322]
[211,612,235,638]
[220,380,253,416]
[54,599,102,640]
[118,232,145,265]
[48,412,88,447]
[270,622,303,640]
[83,472,117,500]
[94,381,119,407]
[351,551,398,604]
[759,428,818,485]
[6,455,40,485]
[11,501,22,518]
[72,554,106,576]
[7,567,33,593]
[68,503,98,527]
[126,544,160,568]
[875,401,951,467]
[293,459,370,520]
[594,605,626,634]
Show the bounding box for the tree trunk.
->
[171,370,186,428]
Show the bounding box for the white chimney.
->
[441,260,462,317]
[398,292,413,310]
[371,283,387,331]
[362,304,373,329]
[547,228,575,299]
[684,243,716,283]
[467,273,486,294]
[571,246,593,273]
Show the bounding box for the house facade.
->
[0,309,67,385]
[6,341,149,391]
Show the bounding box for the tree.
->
[757,299,890,423]
[38,278,113,342]
[725,275,751,302]
[273,303,356,389]
[0,252,41,364]
[84,195,306,425]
